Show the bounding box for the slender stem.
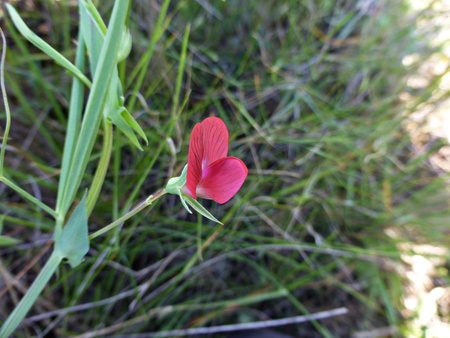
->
[88,189,166,240]
[0,176,57,218]
[0,29,10,177]
[181,223,224,275]
[86,119,113,216]
[0,250,62,337]
[197,214,203,260]
[126,0,170,111]
[123,26,190,209]
[170,25,190,119]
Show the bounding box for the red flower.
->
[183,117,248,204]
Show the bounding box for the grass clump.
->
[1,0,449,337]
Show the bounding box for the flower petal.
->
[200,117,228,167]
[185,117,229,199]
[185,122,204,199]
[197,157,248,204]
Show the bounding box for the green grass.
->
[1,0,449,337]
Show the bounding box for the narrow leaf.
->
[79,0,104,74]
[56,31,86,213]
[57,0,130,217]
[183,195,223,224]
[5,3,91,88]
[0,235,21,247]
[80,0,147,149]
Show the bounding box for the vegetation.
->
[0,0,449,337]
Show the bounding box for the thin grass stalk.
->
[123,25,190,210]
[0,29,10,177]
[126,0,171,112]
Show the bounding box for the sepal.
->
[165,165,222,224]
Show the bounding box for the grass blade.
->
[5,3,92,88]
[56,0,130,218]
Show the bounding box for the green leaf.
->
[57,32,86,217]
[80,0,147,150]
[56,0,131,217]
[183,195,223,224]
[5,3,91,88]
[82,0,107,34]
[106,106,147,150]
[79,1,104,74]
[54,194,89,268]
[0,235,21,247]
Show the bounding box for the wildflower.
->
[183,117,248,204]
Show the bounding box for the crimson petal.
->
[201,117,228,167]
[185,122,203,199]
[196,157,248,204]
[186,117,229,199]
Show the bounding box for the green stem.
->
[170,25,190,119]
[125,0,171,112]
[0,176,57,218]
[86,119,113,216]
[89,189,166,240]
[56,31,86,220]
[0,250,62,337]
[0,29,10,177]
[56,0,130,218]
